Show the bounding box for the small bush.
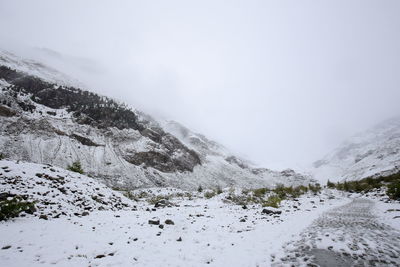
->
[137,191,149,199]
[122,191,138,201]
[204,190,216,199]
[215,186,223,195]
[147,194,170,205]
[253,187,269,197]
[67,161,84,174]
[333,171,400,200]
[290,187,304,198]
[226,184,310,206]
[197,185,203,193]
[308,183,321,194]
[327,180,335,188]
[272,185,309,199]
[297,185,309,193]
[0,153,4,160]
[111,186,123,191]
[241,189,250,195]
[0,197,35,221]
[225,193,253,206]
[388,182,400,200]
[262,195,282,208]
[175,192,185,198]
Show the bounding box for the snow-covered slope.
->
[0,160,133,219]
[162,120,312,186]
[313,117,400,182]
[0,51,312,190]
[0,50,84,88]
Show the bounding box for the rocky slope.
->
[0,50,312,190]
[313,117,400,182]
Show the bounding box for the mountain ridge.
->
[313,116,400,182]
[0,50,312,190]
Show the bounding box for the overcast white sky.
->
[1,0,400,169]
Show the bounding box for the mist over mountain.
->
[1,2,400,266]
[313,116,400,183]
[2,0,400,170]
[0,51,312,190]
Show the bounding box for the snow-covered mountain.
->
[0,50,312,190]
[313,117,400,182]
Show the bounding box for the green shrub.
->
[290,186,304,198]
[354,181,369,193]
[215,186,223,195]
[197,185,203,193]
[262,195,282,208]
[308,183,321,194]
[226,184,310,206]
[341,182,347,191]
[225,193,254,206]
[0,197,35,221]
[327,180,335,188]
[253,187,269,197]
[122,191,138,201]
[137,191,149,199]
[333,171,400,200]
[67,161,84,174]
[204,190,216,199]
[111,186,123,191]
[273,185,288,199]
[147,194,170,205]
[272,185,309,199]
[388,181,400,200]
[297,185,309,193]
[241,189,250,195]
[175,192,185,198]
[0,153,4,160]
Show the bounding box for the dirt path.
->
[273,198,400,266]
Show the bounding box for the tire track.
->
[274,199,400,266]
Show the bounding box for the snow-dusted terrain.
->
[313,117,400,183]
[275,198,400,266]
[0,159,348,267]
[1,49,400,267]
[0,160,132,219]
[1,159,400,266]
[0,50,85,88]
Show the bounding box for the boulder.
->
[165,219,175,225]
[261,208,282,215]
[148,218,160,225]
[154,199,175,208]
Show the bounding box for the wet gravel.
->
[274,199,400,266]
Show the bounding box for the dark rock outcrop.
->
[70,133,102,147]
[0,105,16,117]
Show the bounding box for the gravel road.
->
[273,198,400,266]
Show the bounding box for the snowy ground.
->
[2,160,400,266]
[275,197,400,266]
[0,193,348,267]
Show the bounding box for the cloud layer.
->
[1,0,400,169]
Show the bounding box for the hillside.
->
[313,117,400,182]
[0,50,312,190]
